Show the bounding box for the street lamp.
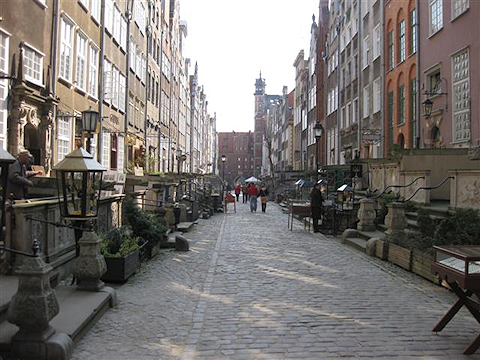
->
[422,98,433,118]
[81,107,99,153]
[0,148,16,243]
[176,149,182,174]
[221,155,226,198]
[314,122,324,180]
[52,147,107,290]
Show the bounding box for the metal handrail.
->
[369,176,425,199]
[404,176,454,202]
[0,239,40,258]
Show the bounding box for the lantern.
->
[53,148,106,220]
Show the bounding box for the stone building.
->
[293,50,308,171]
[1,0,57,171]
[218,131,254,186]
[384,0,418,155]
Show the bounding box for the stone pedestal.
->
[384,202,408,236]
[177,203,187,222]
[7,255,72,359]
[73,230,107,291]
[357,198,377,232]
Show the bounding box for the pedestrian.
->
[7,149,42,200]
[259,185,269,213]
[234,183,241,202]
[242,183,248,203]
[309,181,324,233]
[248,182,259,212]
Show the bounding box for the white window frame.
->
[373,77,381,114]
[22,42,44,86]
[103,58,112,104]
[117,135,124,172]
[75,32,87,91]
[57,116,72,162]
[373,24,381,60]
[363,85,370,119]
[362,36,370,69]
[119,73,126,112]
[111,66,119,108]
[429,0,443,36]
[120,16,127,50]
[105,0,114,35]
[88,44,98,98]
[59,15,74,82]
[452,48,470,143]
[452,0,469,20]
[102,130,111,169]
[90,0,100,22]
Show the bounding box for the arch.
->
[397,133,405,149]
[396,71,405,85]
[396,7,405,25]
[23,123,41,165]
[408,64,417,80]
[431,126,441,148]
[386,19,394,33]
[408,0,416,13]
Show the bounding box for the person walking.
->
[242,183,249,203]
[310,181,324,233]
[259,185,269,213]
[234,183,241,202]
[248,183,259,212]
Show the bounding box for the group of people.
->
[233,182,269,213]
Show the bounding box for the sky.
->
[180,0,320,133]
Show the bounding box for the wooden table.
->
[431,245,480,355]
[287,202,311,231]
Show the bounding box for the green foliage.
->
[99,226,140,258]
[124,197,167,245]
[434,208,480,246]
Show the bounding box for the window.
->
[113,6,121,43]
[23,43,44,86]
[388,91,394,146]
[410,8,417,55]
[117,135,124,172]
[410,78,417,144]
[119,73,126,112]
[0,31,8,149]
[90,135,97,161]
[452,0,469,19]
[398,20,405,63]
[57,116,71,162]
[388,31,394,71]
[110,133,117,169]
[120,16,127,50]
[134,0,146,35]
[88,45,98,97]
[429,0,443,35]
[105,0,114,34]
[59,16,74,81]
[363,85,370,119]
[141,54,146,83]
[75,33,87,90]
[78,0,88,9]
[428,70,442,95]
[103,59,112,104]
[398,84,405,125]
[373,24,381,60]
[373,78,381,113]
[102,130,110,168]
[452,48,470,142]
[129,39,136,71]
[111,66,119,108]
[91,0,100,22]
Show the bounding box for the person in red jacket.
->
[248,183,259,212]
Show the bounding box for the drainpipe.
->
[98,0,106,164]
[158,14,164,172]
[415,0,421,149]
[380,0,385,156]
[124,0,134,169]
[50,0,59,169]
[357,0,362,160]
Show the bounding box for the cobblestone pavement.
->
[72,200,480,359]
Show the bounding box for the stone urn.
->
[384,202,408,236]
[357,198,376,231]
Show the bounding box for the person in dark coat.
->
[7,149,42,200]
[259,186,269,213]
[310,181,324,233]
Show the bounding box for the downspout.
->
[50,0,59,170]
[98,0,106,164]
[357,0,362,160]
[124,0,134,169]
[415,0,421,149]
[145,0,152,172]
[158,15,164,172]
[336,16,341,165]
[380,0,385,156]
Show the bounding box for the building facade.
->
[217,132,254,186]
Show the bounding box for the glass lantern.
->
[53,148,106,220]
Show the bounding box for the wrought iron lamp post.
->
[81,108,99,154]
[314,122,324,181]
[52,147,107,290]
[221,155,226,199]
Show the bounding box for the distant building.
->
[217,132,254,186]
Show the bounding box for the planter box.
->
[412,249,439,283]
[375,240,388,260]
[388,243,412,271]
[101,249,140,282]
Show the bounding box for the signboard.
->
[362,130,381,141]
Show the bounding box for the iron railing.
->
[404,176,454,202]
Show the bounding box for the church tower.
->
[253,72,266,176]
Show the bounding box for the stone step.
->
[344,237,368,253]
[177,222,195,232]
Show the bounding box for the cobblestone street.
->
[72,201,480,359]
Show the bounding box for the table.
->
[431,245,480,355]
[287,202,311,231]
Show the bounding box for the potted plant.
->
[100,226,141,282]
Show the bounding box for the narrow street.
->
[72,200,480,359]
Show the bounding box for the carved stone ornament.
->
[357,198,376,231]
[7,256,59,340]
[73,230,107,291]
[27,107,40,128]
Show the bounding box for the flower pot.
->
[412,249,439,283]
[101,249,140,282]
[388,243,412,271]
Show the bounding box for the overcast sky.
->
[180,0,320,133]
